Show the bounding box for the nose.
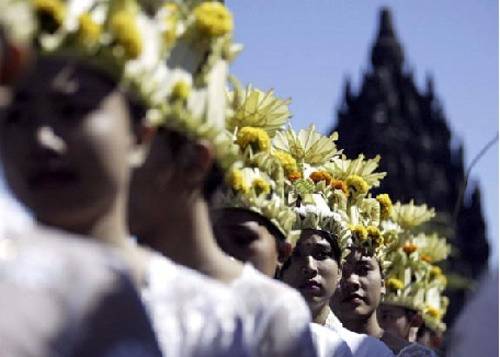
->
[36,126,66,154]
[344,272,361,290]
[302,256,318,278]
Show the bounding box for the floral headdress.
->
[0,0,241,171]
[382,200,450,331]
[213,84,296,241]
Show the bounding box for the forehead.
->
[345,249,377,266]
[14,56,116,97]
[297,230,331,250]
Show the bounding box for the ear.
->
[380,278,386,296]
[128,124,156,168]
[410,312,424,328]
[336,265,343,285]
[179,140,215,190]
[278,241,292,263]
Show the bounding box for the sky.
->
[226,0,499,268]
[0,1,497,269]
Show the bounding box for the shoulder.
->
[232,265,315,356]
[142,254,248,356]
[397,343,437,357]
[333,327,394,357]
[310,323,353,357]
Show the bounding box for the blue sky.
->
[227,1,499,268]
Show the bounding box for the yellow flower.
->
[76,13,101,45]
[228,169,248,193]
[351,225,368,242]
[162,3,179,46]
[252,178,270,195]
[34,0,65,34]
[402,242,418,254]
[424,306,443,320]
[193,2,233,38]
[367,226,383,247]
[376,193,393,220]
[430,266,442,279]
[236,127,270,152]
[309,171,333,185]
[346,175,369,195]
[171,81,191,101]
[287,170,302,182]
[273,150,297,174]
[109,10,142,59]
[387,278,404,291]
[331,179,348,195]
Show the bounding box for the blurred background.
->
[226,0,498,332]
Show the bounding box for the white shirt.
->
[310,323,353,357]
[231,263,317,357]
[325,311,394,357]
[141,253,250,357]
[0,225,161,357]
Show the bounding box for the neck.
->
[342,310,384,338]
[142,195,243,283]
[312,303,332,325]
[38,193,130,248]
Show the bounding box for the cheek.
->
[79,110,133,177]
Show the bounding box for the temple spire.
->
[370,7,404,71]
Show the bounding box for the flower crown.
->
[213,83,297,241]
[382,200,450,331]
[1,0,241,171]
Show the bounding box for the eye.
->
[314,251,329,260]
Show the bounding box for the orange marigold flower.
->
[287,170,302,182]
[402,242,418,254]
[331,179,348,195]
[309,171,333,185]
[421,254,433,263]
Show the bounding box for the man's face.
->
[332,249,385,322]
[378,303,412,340]
[281,230,340,314]
[0,56,138,229]
[213,209,280,277]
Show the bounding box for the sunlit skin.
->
[331,248,410,354]
[128,129,244,283]
[281,229,341,324]
[0,56,151,282]
[378,303,422,342]
[212,208,292,278]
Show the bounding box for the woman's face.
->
[281,229,340,314]
[0,56,140,230]
[332,249,385,322]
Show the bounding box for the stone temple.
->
[329,7,489,327]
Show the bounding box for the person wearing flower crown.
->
[0,1,252,356]
[273,128,394,357]
[378,201,450,352]
[332,195,440,356]
[130,76,322,356]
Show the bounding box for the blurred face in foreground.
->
[0,56,143,232]
[281,229,340,316]
[332,248,385,323]
[213,208,290,277]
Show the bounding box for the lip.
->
[299,280,323,295]
[343,292,366,305]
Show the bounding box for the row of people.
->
[0,0,448,356]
